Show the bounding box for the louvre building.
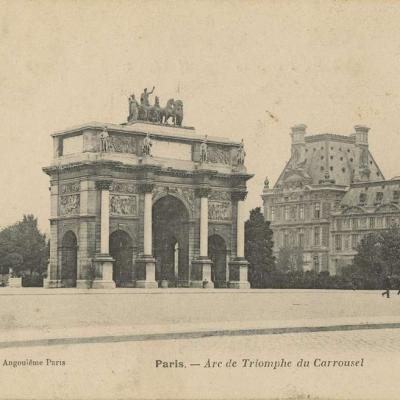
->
[262,124,400,274]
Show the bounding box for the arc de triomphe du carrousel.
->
[43,88,253,289]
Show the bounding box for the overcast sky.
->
[1,1,400,233]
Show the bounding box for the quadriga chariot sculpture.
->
[127,86,184,126]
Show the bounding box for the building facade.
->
[262,124,399,274]
[43,102,252,289]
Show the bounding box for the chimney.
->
[291,124,307,144]
[354,125,369,146]
[353,125,370,182]
[290,124,306,167]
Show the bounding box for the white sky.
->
[1,1,400,233]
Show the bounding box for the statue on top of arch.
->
[127,86,184,127]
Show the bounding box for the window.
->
[377,217,383,228]
[283,232,289,247]
[335,235,342,251]
[313,255,320,271]
[290,206,296,220]
[299,204,304,220]
[359,192,367,205]
[298,228,304,248]
[393,191,400,204]
[284,206,290,221]
[360,218,367,229]
[352,218,358,230]
[314,203,321,219]
[351,234,359,250]
[375,192,383,205]
[344,235,350,250]
[322,226,329,247]
[336,219,342,231]
[314,227,320,246]
[369,217,375,229]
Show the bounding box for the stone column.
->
[91,180,116,289]
[191,187,213,288]
[229,190,250,289]
[135,183,157,288]
[200,195,209,257]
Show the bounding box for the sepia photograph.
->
[1,1,400,399]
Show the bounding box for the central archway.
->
[153,195,189,287]
[109,230,133,287]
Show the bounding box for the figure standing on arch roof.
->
[142,132,152,157]
[200,135,208,163]
[140,86,155,107]
[264,177,270,189]
[128,94,139,121]
[100,126,111,152]
[237,139,246,165]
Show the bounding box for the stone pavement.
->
[0,288,400,348]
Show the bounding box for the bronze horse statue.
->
[159,98,175,124]
[135,97,184,126]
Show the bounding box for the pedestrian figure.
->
[202,278,209,288]
[382,275,391,298]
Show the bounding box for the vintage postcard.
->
[0,1,400,399]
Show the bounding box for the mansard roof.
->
[338,178,400,212]
[274,131,384,189]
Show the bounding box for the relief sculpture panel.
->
[60,181,80,194]
[207,145,231,165]
[109,134,137,154]
[110,181,138,194]
[210,191,231,202]
[60,194,80,216]
[110,195,137,216]
[208,201,231,221]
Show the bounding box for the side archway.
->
[208,234,227,288]
[109,230,133,287]
[61,231,78,288]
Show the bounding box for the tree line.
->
[245,207,400,289]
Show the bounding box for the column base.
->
[92,254,116,289]
[135,256,157,289]
[91,280,116,289]
[228,259,250,289]
[43,279,64,288]
[228,281,250,289]
[76,279,91,289]
[191,259,214,288]
[136,280,158,289]
[8,277,22,288]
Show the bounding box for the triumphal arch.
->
[43,89,253,289]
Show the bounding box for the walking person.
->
[382,275,391,298]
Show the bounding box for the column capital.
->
[138,182,155,193]
[231,190,247,201]
[95,180,112,191]
[195,186,211,198]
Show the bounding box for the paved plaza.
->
[0,288,400,333]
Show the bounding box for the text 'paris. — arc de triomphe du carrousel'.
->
[42,87,253,289]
